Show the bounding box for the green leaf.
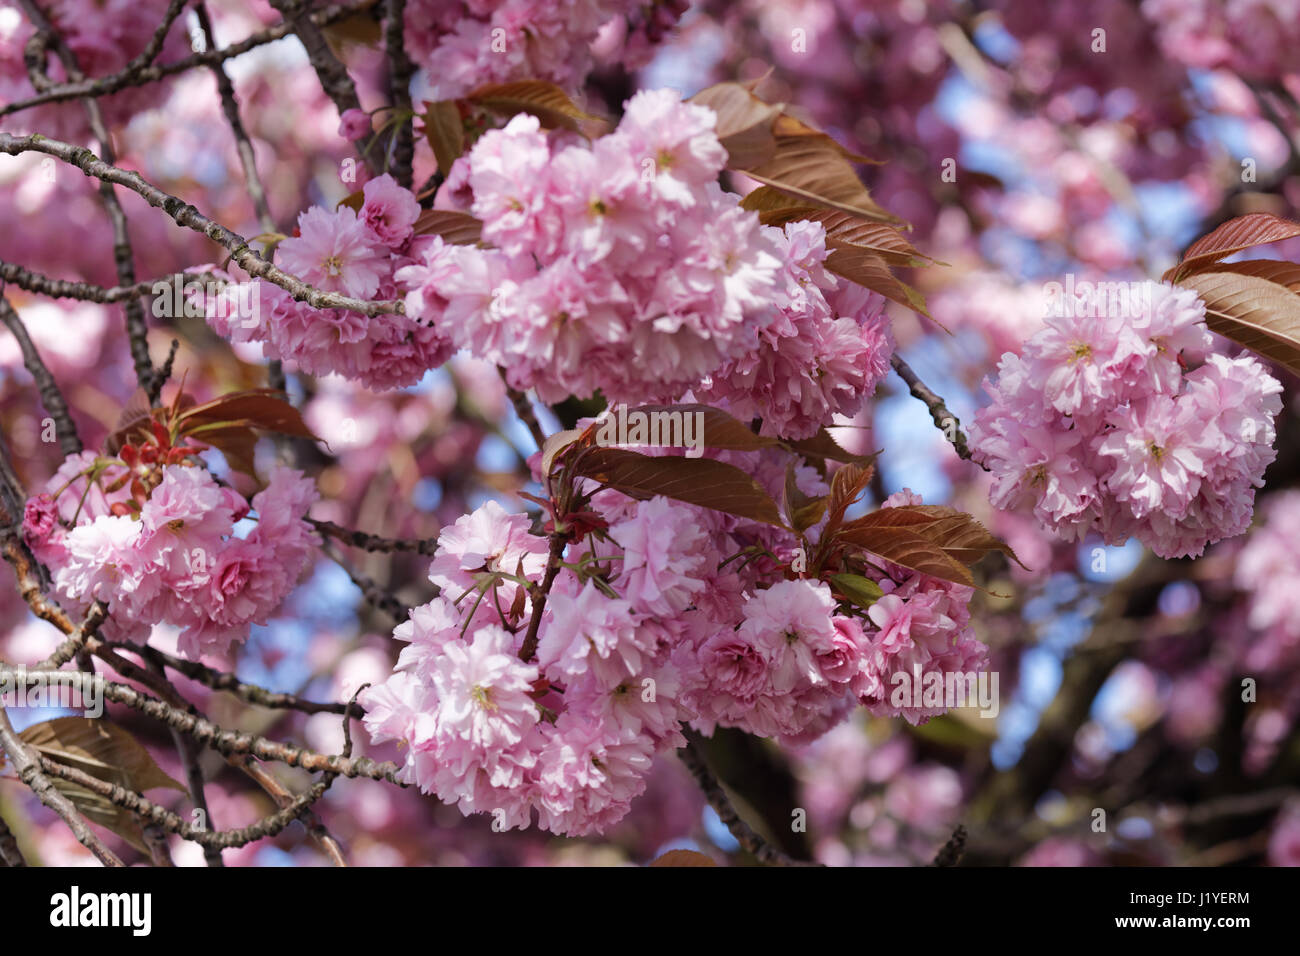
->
[827,572,883,609]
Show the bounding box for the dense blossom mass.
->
[969,280,1282,558]
[362,464,988,834]
[403,0,688,100]
[207,174,453,391]
[211,90,895,436]
[5,0,1300,869]
[23,451,318,658]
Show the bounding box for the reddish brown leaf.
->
[835,524,974,587]
[747,202,932,268]
[824,245,931,318]
[838,505,1027,571]
[825,461,874,535]
[1175,270,1300,375]
[412,209,484,245]
[571,447,785,527]
[423,99,465,177]
[1168,213,1300,281]
[784,461,827,534]
[649,849,717,867]
[336,190,364,213]
[466,80,605,133]
[1202,258,1300,294]
[604,404,780,453]
[786,429,875,465]
[687,82,783,168]
[741,134,902,225]
[176,389,320,441]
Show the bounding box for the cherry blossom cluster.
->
[403,0,685,101]
[204,91,894,433]
[969,280,1282,559]
[205,174,453,390]
[362,445,988,835]
[1234,490,1300,672]
[698,220,895,439]
[396,92,894,430]
[22,451,318,659]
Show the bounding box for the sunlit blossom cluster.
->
[205,174,453,390]
[970,280,1282,558]
[22,452,318,659]
[396,91,894,432]
[362,461,987,834]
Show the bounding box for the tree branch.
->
[677,730,823,867]
[890,352,983,467]
[0,132,405,317]
[0,705,125,866]
[0,294,82,455]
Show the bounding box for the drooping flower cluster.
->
[201,90,895,435]
[397,93,781,406]
[362,453,988,834]
[402,0,685,101]
[23,452,319,659]
[205,174,452,390]
[699,219,895,439]
[970,280,1282,558]
[395,91,894,426]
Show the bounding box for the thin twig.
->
[0,0,379,117]
[0,810,26,867]
[383,0,415,188]
[677,731,823,867]
[31,602,107,670]
[506,384,547,450]
[309,517,437,556]
[890,352,984,467]
[0,667,407,785]
[0,294,82,455]
[269,0,377,172]
[139,643,363,717]
[196,2,275,235]
[18,0,154,390]
[929,823,967,867]
[0,132,405,317]
[0,261,227,304]
[36,755,334,851]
